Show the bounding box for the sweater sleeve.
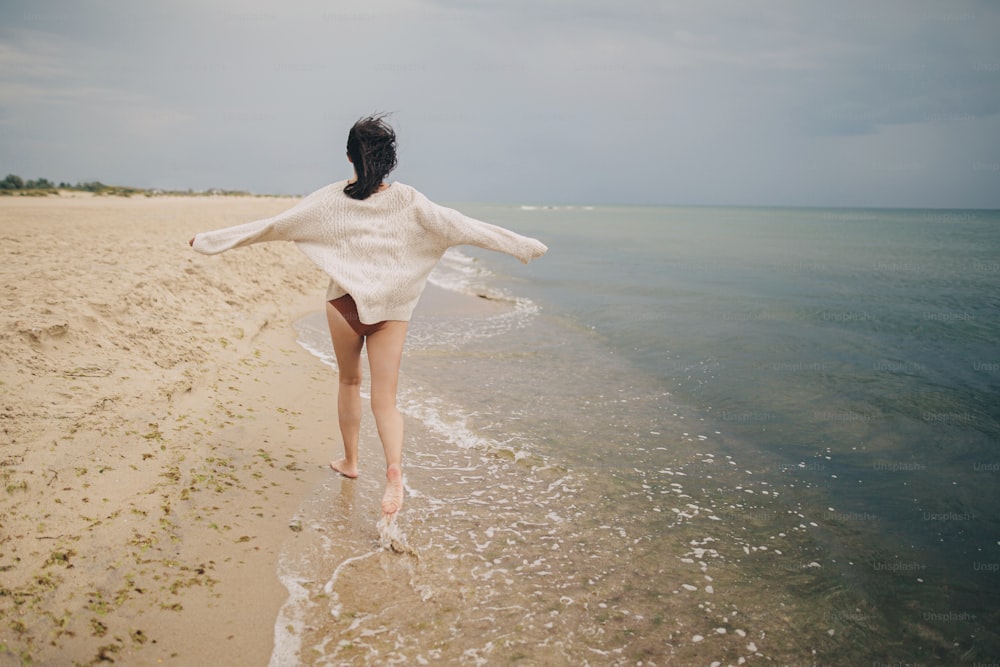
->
[427,202,548,264]
[191,187,327,255]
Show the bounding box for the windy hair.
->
[344,114,398,200]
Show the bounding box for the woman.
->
[190,115,547,519]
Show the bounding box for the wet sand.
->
[0,193,491,665]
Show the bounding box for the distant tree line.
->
[1,174,58,191]
[1,173,114,194]
[0,173,261,198]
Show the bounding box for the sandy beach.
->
[0,193,490,665]
[11,194,994,665]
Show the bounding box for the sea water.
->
[272,205,1000,665]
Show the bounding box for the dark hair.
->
[344,114,398,200]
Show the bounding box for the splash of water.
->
[376,514,419,558]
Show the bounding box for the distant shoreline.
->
[0,173,294,198]
[0,187,294,198]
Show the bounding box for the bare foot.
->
[381,464,404,517]
[329,459,358,479]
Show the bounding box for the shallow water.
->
[273,206,1000,665]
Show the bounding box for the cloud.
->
[0,24,199,187]
[0,37,70,80]
[0,0,997,206]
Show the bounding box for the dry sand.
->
[0,193,491,665]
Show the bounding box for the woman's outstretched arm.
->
[190,186,329,255]
[425,202,548,264]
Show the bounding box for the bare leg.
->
[326,302,364,478]
[365,320,409,517]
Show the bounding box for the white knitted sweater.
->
[192,180,548,323]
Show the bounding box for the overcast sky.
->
[1,0,998,207]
